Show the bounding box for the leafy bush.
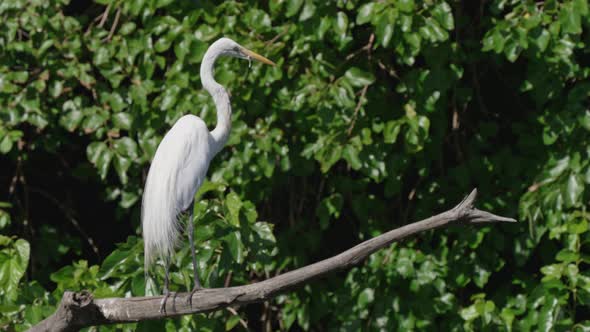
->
[1,0,590,330]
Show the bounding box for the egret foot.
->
[186,285,204,308]
[159,291,177,314]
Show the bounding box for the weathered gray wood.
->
[29,189,516,331]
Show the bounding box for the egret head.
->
[213,37,276,66]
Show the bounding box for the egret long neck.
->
[200,48,232,155]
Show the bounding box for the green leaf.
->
[425,18,448,41]
[0,136,13,154]
[120,191,139,209]
[94,47,110,66]
[432,2,454,30]
[252,222,276,244]
[400,14,412,32]
[384,120,401,143]
[397,0,415,12]
[504,39,521,62]
[316,193,343,229]
[286,0,304,18]
[565,174,583,207]
[188,38,208,63]
[356,3,374,25]
[474,264,491,288]
[119,22,136,35]
[82,113,106,133]
[226,315,241,330]
[541,264,563,280]
[60,110,84,132]
[539,297,559,332]
[0,210,10,229]
[100,246,130,279]
[113,155,131,184]
[376,10,394,47]
[578,110,590,132]
[196,180,227,198]
[556,249,578,263]
[225,192,242,227]
[319,144,342,173]
[87,142,108,164]
[568,219,588,234]
[559,3,581,34]
[224,231,244,263]
[299,0,316,21]
[335,11,348,36]
[549,156,569,178]
[160,85,180,111]
[460,305,479,321]
[357,288,375,307]
[131,272,145,296]
[97,148,114,180]
[535,29,550,51]
[106,92,126,112]
[0,238,29,301]
[155,0,174,8]
[112,112,133,130]
[574,0,589,15]
[343,145,362,170]
[114,137,139,159]
[344,67,375,87]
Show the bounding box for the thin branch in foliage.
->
[347,84,369,136]
[28,186,100,260]
[377,60,399,79]
[104,8,121,42]
[97,4,111,28]
[345,33,375,61]
[265,25,290,47]
[226,307,248,330]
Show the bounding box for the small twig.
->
[377,60,400,79]
[451,89,465,162]
[452,107,460,131]
[528,182,541,192]
[345,33,375,61]
[28,187,101,260]
[265,26,289,46]
[226,307,248,330]
[367,33,374,60]
[224,271,233,288]
[97,4,111,28]
[8,157,21,195]
[347,85,369,136]
[104,8,121,42]
[262,300,271,332]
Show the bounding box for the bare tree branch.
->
[29,189,515,332]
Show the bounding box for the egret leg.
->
[159,259,175,314]
[186,201,203,307]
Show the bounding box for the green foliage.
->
[2,0,590,330]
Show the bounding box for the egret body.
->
[141,37,275,311]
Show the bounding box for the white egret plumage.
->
[141,37,275,312]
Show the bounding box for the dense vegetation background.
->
[1,0,590,330]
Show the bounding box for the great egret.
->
[141,37,275,312]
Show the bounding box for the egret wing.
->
[142,115,212,267]
[174,116,213,211]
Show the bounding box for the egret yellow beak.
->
[241,48,276,66]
